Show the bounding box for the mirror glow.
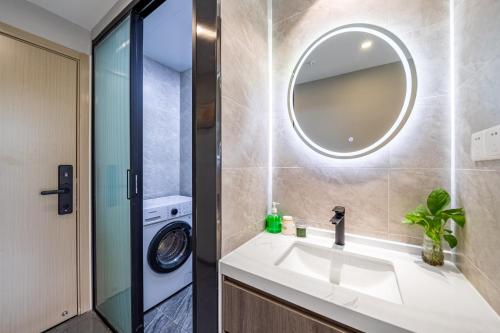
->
[288,25,417,158]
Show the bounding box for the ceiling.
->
[27,0,119,30]
[143,0,192,72]
[296,32,403,84]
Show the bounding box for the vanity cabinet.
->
[223,278,359,333]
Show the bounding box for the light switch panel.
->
[471,131,484,162]
[485,126,500,157]
[471,125,500,161]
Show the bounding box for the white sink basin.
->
[275,242,403,304]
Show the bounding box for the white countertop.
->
[219,228,500,333]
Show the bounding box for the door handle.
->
[40,188,69,195]
[40,165,73,215]
[127,169,139,200]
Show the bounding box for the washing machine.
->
[143,195,192,311]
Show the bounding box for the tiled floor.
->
[45,311,111,333]
[45,285,192,333]
[144,284,193,333]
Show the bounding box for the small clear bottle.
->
[295,220,307,238]
[281,216,295,235]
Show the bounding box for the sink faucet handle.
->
[331,206,345,246]
[332,206,345,215]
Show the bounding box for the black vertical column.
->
[130,10,144,333]
[192,0,220,331]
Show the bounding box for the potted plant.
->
[402,188,466,266]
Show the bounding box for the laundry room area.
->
[141,0,193,331]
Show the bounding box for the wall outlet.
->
[471,125,500,161]
[485,126,500,157]
[471,131,484,161]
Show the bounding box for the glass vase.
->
[422,235,444,266]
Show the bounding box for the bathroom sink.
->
[275,242,403,304]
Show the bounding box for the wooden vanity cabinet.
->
[223,277,360,333]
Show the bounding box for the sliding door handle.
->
[127,169,131,199]
[127,169,139,199]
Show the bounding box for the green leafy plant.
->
[403,188,466,264]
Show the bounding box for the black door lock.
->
[40,165,73,215]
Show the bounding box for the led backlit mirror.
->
[288,24,417,158]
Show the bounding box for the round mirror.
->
[288,24,417,158]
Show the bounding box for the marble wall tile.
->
[456,254,500,314]
[386,0,449,35]
[398,22,450,100]
[454,0,500,171]
[388,96,450,169]
[221,167,267,256]
[388,168,450,241]
[221,0,268,111]
[456,88,500,171]
[272,1,388,76]
[273,167,389,237]
[222,96,268,168]
[456,170,500,293]
[455,64,500,171]
[180,69,192,196]
[272,0,316,25]
[220,0,269,255]
[455,0,500,64]
[274,0,448,37]
[143,57,180,199]
[272,0,450,244]
[455,0,500,314]
[273,0,391,26]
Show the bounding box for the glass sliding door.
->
[93,15,142,333]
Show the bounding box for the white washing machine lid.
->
[144,195,192,209]
[143,195,192,225]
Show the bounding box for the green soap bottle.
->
[266,202,282,233]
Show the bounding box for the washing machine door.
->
[148,221,192,273]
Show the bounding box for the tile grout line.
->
[459,255,500,293]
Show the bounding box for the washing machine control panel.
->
[143,196,192,225]
[167,201,192,219]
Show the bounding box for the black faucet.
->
[330,206,345,246]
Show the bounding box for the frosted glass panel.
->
[94,17,132,333]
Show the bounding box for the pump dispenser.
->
[266,202,282,233]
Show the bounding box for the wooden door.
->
[0,30,78,333]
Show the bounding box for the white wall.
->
[0,0,91,54]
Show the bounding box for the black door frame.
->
[91,0,220,332]
[91,6,144,333]
[191,0,221,332]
